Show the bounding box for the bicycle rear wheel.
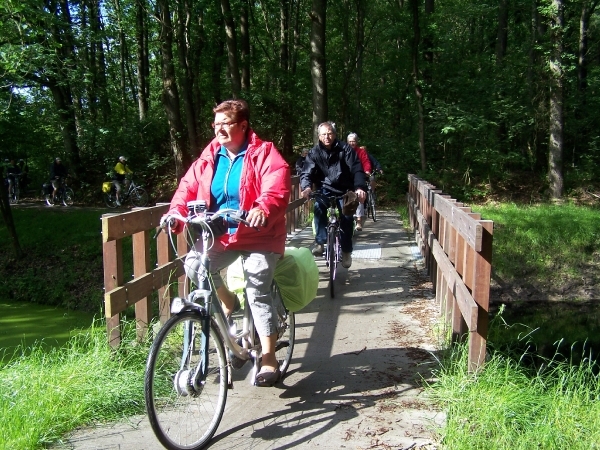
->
[145,311,228,450]
[131,187,149,207]
[273,285,295,378]
[62,187,74,206]
[103,192,118,208]
[327,228,336,298]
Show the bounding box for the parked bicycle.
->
[144,202,295,450]
[103,178,148,208]
[309,191,346,298]
[45,177,74,206]
[365,171,381,222]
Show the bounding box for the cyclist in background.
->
[346,133,371,231]
[17,159,30,193]
[300,122,367,269]
[113,156,133,206]
[6,159,21,199]
[50,157,68,204]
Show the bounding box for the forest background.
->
[1,0,600,207]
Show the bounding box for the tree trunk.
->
[548,0,564,199]
[220,0,242,98]
[0,178,22,259]
[136,0,149,121]
[310,0,327,144]
[175,0,199,155]
[496,0,508,64]
[240,0,251,91]
[410,0,426,172]
[578,0,599,92]
[157,0,188,178]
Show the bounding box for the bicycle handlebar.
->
[156,206,254,239]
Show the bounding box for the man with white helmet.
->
[113,156,133,206]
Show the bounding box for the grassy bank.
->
[401,201,600,447]
[427,339,600,449]
[0,208,106,312]
[476,202,600,295]
[0,322,148,450]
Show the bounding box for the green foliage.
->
[0,321,148,449]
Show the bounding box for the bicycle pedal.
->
[229,350,247,370]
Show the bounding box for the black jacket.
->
[50,162,68,179]
[300,139,367,194]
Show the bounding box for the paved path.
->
[55,210,444,450]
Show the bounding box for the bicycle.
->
[309,191,345,298]
[103,178,148,208]
[144,201,295,450]
[45,177,74,206]
[365,171,380,222]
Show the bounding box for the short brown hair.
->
[213,99,250,123]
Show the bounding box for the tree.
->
[548,0,564,199]
[310,0,327,144]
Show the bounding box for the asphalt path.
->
[53,209,444,450]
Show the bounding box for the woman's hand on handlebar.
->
[300,187,312,199]
[246,207,267,228]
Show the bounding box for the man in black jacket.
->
[300,122,367,268]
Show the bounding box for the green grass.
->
[427,339,600,450]
[0,321,148,450]
[475,202,600,291]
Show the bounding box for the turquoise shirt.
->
[210,143,247,232]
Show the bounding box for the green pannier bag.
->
[226,246,318,312]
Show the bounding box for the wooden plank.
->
[468,220,493,372]
[433,195,483,252]
[103,239,123,347]
[432,239,478,332]
[102,204,169,243]
[105,258,186,317]
[133,230,152,341]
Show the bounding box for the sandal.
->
[255,367,281,387]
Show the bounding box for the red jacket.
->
[354,146,372,174]
[167,130,291,254]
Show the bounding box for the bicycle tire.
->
[273,285,295,378]
[103,192,118,208]
[45,194,54,206]
[9,186,18,204]
[368,191,377,222]
[62,187,74,206]
[145,312,228,450]
[327,228,336,298]
[130,187,149,207]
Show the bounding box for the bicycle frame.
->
[167,207,262,385]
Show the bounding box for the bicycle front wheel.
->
[45,194,54,206]
[327,228,337,298]
[9,187,18,204]
[131,187,149,207]
[62,187,74,206]
[145,312,228,450]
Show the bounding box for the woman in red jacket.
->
[347,133,371,230]
[164,99,291,387]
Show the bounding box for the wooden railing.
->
[407,174,493,371]
[101,176,309,346]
